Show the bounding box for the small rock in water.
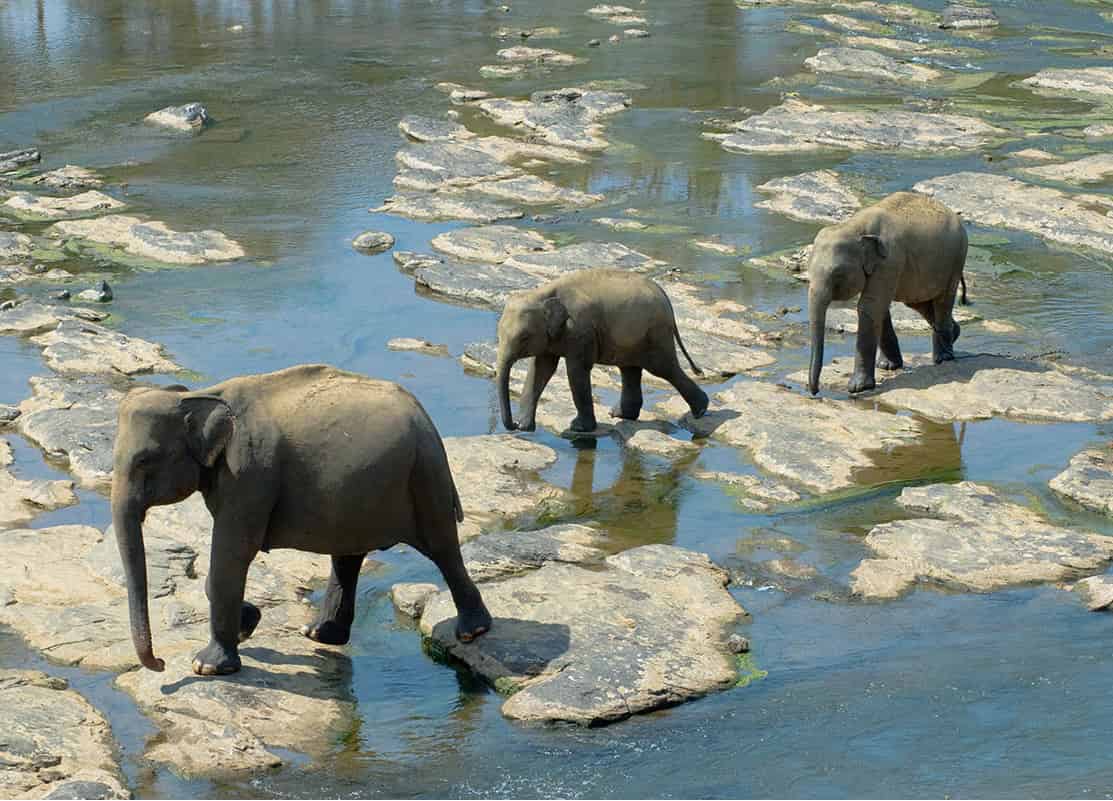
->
[228,23,244,32]
[144,102,210,133]
[76,280,113,303]
[390,582,440,618]
[588,38,601,46]
[939,4,999,29]
[386,337,449,357]
[727,634,751,654]
[51,289,71,301]
[0,405,20,425]
[609,34,621,43]
[351,230,395,254]
[624,28,650,37]
[0,147,41,173]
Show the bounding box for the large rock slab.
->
[25,165,103,191]
[710,99,1006,154]
[430,225,554,263]
[419,545,746,725]
[1021,67,1113,99]
[2,191,125,221]
[398,115,476,143]
[30,319,180,376]
[0,301,107,336]
[915,172,1113,255]
[851,482,1113,599]
[939,4,998,29]
[1021,153,1113,185]
[659,381,923,494]
[0,670,128,799]
[401,251,542,309]
[805,47,942,84]
[755,170,861,223]
[1050,448,1113,517]
[822,303,980,334]
[48,215,244,265]
[0,438,77,528]
[504,240,662,279]
[495,46,582,66]
[459,524,608,581]
[373,193,523,223]
[477,88,630,151]
[0,148,41,174]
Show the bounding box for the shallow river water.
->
[3,0,1113,797]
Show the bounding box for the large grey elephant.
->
[496,268,709,433]
[111,364,491,676]
[807,192,969,396]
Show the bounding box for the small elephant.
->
[112,364,491,676]
[496,268,709,433]
[807,192,969,396]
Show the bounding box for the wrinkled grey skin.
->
[497,268,709,433]
[111,364,490,676]
[808,192,969,395]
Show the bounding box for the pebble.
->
[727,634,751,654]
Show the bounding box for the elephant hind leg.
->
[931,294,959,364]
[876,311,903,371]
[647,352,708,419]
[302,553,366,645]
[610,366,644,420]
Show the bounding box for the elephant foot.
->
[455,603,493,642]
[609,404,640,421]
[690,390,710,419]
[847,372,876,394]
[876,355,903,371]
[934,349,955,365]
[517,417,537,432]
[238,602,262,643]
[192,641,241,676]
[301,620,352,646]
[568,415,597,433]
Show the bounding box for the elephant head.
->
[495,292,568,430]
[110,386,236,671]
[807,227,887,395]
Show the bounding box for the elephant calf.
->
[496,268,709,433]
[807,191,969,396]
[112,364,491,676]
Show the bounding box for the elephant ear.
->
[542,296,568,340]
[180,395,235,469]
[859,234,887,276]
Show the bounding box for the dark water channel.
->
[3,0,1113,796]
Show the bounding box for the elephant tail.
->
[674,329,704,376]
[959,274,968,305]
[451,479,464,523]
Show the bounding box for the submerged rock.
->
[31,319,180,376]
[1020,153,1113,185]
[49,215,245,265]
[939,4,999,29]
[386,337,448,356]
[144,102,209,132]
[398,115,475,143]
[1050,448,1113,517]
[496,46,583,66]
[695,470,801,511]
[351,230,395,253]
[914,172,1113,254]
[430,224,553,263]
[0,670,128,799]
[585,4,648,24]
[755,169,861,223]
[434,83,491,103]
[805,47,942,83]
[480,64,526,79]
[819,13,890,34]
[374,193,524,223]
[0,147,41,174]
[623,428,698,459]
[503,240,662,279]
[409,252,541,309]
[2,190,125,221]
[710,99,1006,154]
[77,280,113,303]
[26,165,104,190]
[852,482,1113,599]
[0,231,34,261]
[1021,67,1113,99]
[0,437,77,528]
[419,545,745,725]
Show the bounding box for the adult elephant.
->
[496,268,709,433]
[111,364,490,676]
[807,192,968,396]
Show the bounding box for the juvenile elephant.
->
[807,192,969,396]
[112,364,491,676]
[497,268,709,433]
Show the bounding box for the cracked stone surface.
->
[851,482,1113,599]
[26,165,104,190]
[48,215,244,265]
[419,545,745,725]
[805,47,942,84]
[3,191,125,221]
[458,524,609,582]
[1050,448,1113,517]
[0,438,77,528]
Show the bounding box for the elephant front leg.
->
[876,311,903,371]
[195,526,260,676]
[206,572,261,643]
[303,553,366,645]
[849,303,885,394]
[610,366,644,420]
[565,356,598,432]
[518,355,558,432]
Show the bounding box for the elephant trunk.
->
[112,493,164,672]
[496,353,517,431]
[808,287,830,396]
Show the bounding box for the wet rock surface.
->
[398,115,475,143]
[915,172,1113,255]
[419,545,745,725]
[852,482,1113,599]
[25,165,104,191]
[430,224,553,262]
[1021,66,1113,98]
[374,193,523,223]
[805,47,942,84]
[693,470,802,511]
[386,337,449,356]
[48,215,245,265]
[0,148,41,174]
[1050,448,1113,517]
[1020,153,1113,185]
[940,4,999,29]
[710,99,1006,154]
[755,169,861,223]
[1073,575,1113,611]
[0,670,128,799]
[351,230,395,253]
[495,46,582,66]
[0,437,77,528]
[458,523,608,581]
[31,319,180,376]
[144,102,209,132]
[2,190,125,221]
[477,88,630,151]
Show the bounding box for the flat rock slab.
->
[1074,575,1113,611]
[503,241,662,279]
[851,482,1113,599]
[431,225,554,263]
[496,46,582,66]
[586,4,647,24]
[823,303,980,334]
[755,169,861,224]
[0,671,128,799]
[0,301,106,336]
[459,524,608,582]
[374,193,523,223]
[0,148,41,174]
[693,470,802,511]
[805,47,942,84]
[1050,448,1113,517]
[1021,153,1113,185]
[0,437,77,528]
[477,88,630,152]
[420,545,745,725]
[398,115,476,143]
[794,354,1113,422]
[1021,67,1113,99]
[0,231,34,260]
[915,172,1113,255]
[940,4,998,29]
[49,215,244,265]
[144,102,209,132]
[711,99,1006,154]
[659,381,923,495]
[26,165,104,190]
[623,428,698,459]
[2,190,125,221]
[386,337,448,356]
[404,252,542,310]
[31,319,180,376]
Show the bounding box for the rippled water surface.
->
[3,0,1113,797]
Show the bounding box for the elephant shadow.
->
[428,617,571,681]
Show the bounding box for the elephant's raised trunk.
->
[808,287,830,396]
[496,353,517,431]
[112,493,164,672]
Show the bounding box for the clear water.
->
[2,0,1113,796]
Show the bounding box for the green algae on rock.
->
[48,215,245,266]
